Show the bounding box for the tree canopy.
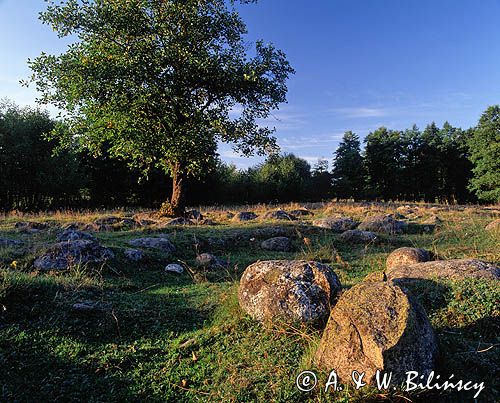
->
[28,0,294,215]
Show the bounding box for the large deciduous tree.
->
[468,105,500,203]
[28,0,294,215]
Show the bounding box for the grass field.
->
[0,202,499,402]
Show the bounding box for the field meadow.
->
[0,201,499,402]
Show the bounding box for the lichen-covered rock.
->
[262,210,297,221]
[289,208,313,216]
[358,215,407,234]
[485,218,500,233]
[57,229,97,242]
[386,247,432,271]
[0,238,23,248]
[34,240,114,270]
[315,281,438,385]
[195,253,227,268]
[260,237,292,252]
[238,260,342,324]
[127,237,175,253]
[232,211,257,222]
[124,248,145,262]
[312,217,358,232]
[387,259,500,283]
[339,229,377,244]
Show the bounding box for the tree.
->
[468,106,500,203]
[28,0,294,215]
[331,131,364,200]
[364,128,403,200]
[310,158,332,200]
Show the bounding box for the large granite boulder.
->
[312,217,358,232]
[232,212,258,222]
[315,281,438,385]
[127,237,175,253]
[238,260,342,324]
[358,215,407,234]
[386,247,432,271]
[34,240,114,270]
[387,259,500,284]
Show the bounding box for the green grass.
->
[0,203,499,402]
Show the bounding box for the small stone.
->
[195,253,226,268]
[57,229,96,242]
[261,236,292,252]
[124,249,145,262]
[165,263,184,274]
[339,229,377,244]
[262,210,297,221]
[232,211,258,222]
[358,215,407,234]
[128,237,175,253]
[312,217,358,232]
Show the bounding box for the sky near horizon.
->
[1,0,500,168]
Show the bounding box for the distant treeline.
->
[1,100,498,211]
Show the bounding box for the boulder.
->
[195,253,227,268]
[124,248,145,262]
[339,229,377,244]
[94,216,122,226]
[14,221,48,233]
[315,281,438,385]
[312,217,358,232]
[0,238,23,248]
[289,208,313,216]
[165,263,184,274]
[165,217,194,226]
[261,237,292,252]
[238,260,342,324]
[57,229,96,242]
[127,237,175,253]
[231,211,257,222]
[358,215,407,234]
[34,240,114,270]
[185,209,203,220]
[485,218,500,233]
[262,210,297,221]
[386,247,432,271]
[387,259,500,283]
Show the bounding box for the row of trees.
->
[2,100,498,210]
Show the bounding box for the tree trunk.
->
[170,167,185,216]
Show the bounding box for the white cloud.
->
[330,107,388,118]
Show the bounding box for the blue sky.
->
[1,0,500,168]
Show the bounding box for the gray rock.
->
[289,208,313,216]
[386,247,432,270]
[57,229,97,242]
[358,215,408,234]
[238,260,342,324]
[315,281,438,385]
[124,248,145,262]
[313,217,358,232]
[94,216,122,226]
[128,237,175,253]
[14,221,48,231]
[261,236,292,252]
[195,253,227,268]
[262,210,297,221]
[232,211,258,222]
[34,240,114,270]
[339,229,378,244]
[165,263,184,274]
[387,259,500,283]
